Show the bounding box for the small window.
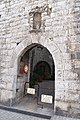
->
[33,12,41,29]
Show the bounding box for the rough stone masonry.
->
[0,0,80,119]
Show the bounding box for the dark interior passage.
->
[30,61,55,87]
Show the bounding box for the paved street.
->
[0,109,79,120]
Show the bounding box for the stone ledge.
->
[29,29,42,33]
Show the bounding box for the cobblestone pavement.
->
[0,109,80,120]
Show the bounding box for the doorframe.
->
[10,35,64,113]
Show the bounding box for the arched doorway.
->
[16,43,55,115]
[10,35,63,116]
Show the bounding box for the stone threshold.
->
[0,105,51,119]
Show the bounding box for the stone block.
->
[76,52,80,59]
[61,53,71,60]
[71,53,75,59]
[45,26,50,31]
[57,69,63,78]
[55,101,69,111]
[7,50,13,56]
[8,68,14,76]
[64,60,72,70]
[64,70,78,80]
[65,93,79,102]
[75,44,80,51]
[6,83,13,90]
[1,90,13,101]
[1,69,8,74]
[55,91,65,101]
[56,60,63,69]
[0,83,6,89]
[75,60,80,68]
[51,13,55,18]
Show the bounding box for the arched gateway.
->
[11,34,64,114]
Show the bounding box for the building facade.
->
[0,0,80,118]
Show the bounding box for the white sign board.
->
[41,94,53,104]
[27,88,35,95]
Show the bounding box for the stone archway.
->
[10,34,64,113]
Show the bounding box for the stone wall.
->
[0,0,80,118]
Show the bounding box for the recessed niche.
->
[33,12,41,29]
